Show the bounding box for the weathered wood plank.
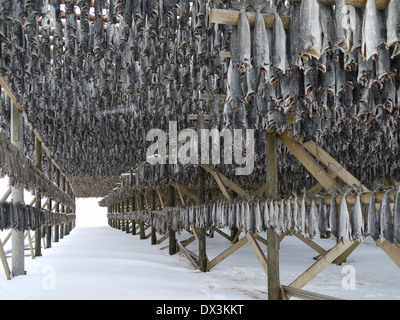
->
[208,236,249,270]
[278,133,344,194]
[289,241,355,290]
[209,9,290,29]
[282,285,345,300]
[245,232,268,275]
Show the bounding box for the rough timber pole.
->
[168,184,177,255]
[11,103,25,276]
[54,169,60,242]
[198,166,208,272]
[34,138,42,257]
[266,132,281,300]
[131,195,136,235]
[139,194,145,239]
[151,190,157,245]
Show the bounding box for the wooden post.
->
[11,102,25,276]
[266,132,281,300]
[198,166,208,272]
[46,199,52,248]
[126,199,130,234]
[54,169,60,242]
[131,196,136,235]
[168,185,177,255]
[34,138,42,257]
[151,189,157,245]
[140,194,145,239]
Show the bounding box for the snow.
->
[0,177,399,300]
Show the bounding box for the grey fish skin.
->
[300,194,306,236]
[238,10,251,72]
[319,4,335,54]
[386,0,400,49]
[394,187,400,244]
[273,200,280,234]
[361,0,380,61]
[254,200,263,232]
[338,192,352,242]
[285,197,292,231]
[318,197,328,236]
[278,200,285,235]
[263,200,270,229]
[272,12,286,74]
[308,197,320,239]
[379,190,394,243]
[329,195,338,238]
[292,194,299,231]
[351,192,364,242]
[253,11,270,76]
[334,0,347,52]
[299,0,322,60]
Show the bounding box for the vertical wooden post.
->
[151,189,157,245]
[126,199,130,234]
[168,185,177,255]
[11,103,25,276]
[131,196,136,235]
[35,138,42,257]
[140,194,145,239]
[121,202,125,231]
[54,169,60,242]
[198,166,208,272]
[46,199,52,248]
[266,132,281,300]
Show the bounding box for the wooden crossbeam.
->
[208,235,248,270]
[282,285,344,300]
[0,238,11,280]
[155,188,165,209]
[245,232,268,275]
[201,164,250,199]
[288,240,355,290]
[156,234,168,245]
[278,133,344,194]
[170,181,199,203]
[297,137,370,193]
[293,232,328,257]
[209,9,290,30]
[376,241,400,269]
[0,187,11,204]
[177,241,199,270]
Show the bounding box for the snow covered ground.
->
[0,177,399,300]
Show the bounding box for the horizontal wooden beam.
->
[209,9,290,30]
[281,285,344,300]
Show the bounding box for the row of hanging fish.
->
[0,0,399,200]
[0,133,76,209]
[0,201,75,232]
[108,186,400,244]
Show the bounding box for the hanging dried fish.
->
[272,12,287,73]
[361,0,380,61]
[329,194,338,238]
[379,189,394,243]
[254,200,263,232]
[253,10,270,76]
[299,0,322,60]
[394,184,400,244]
[351,188,364,242]
[308,197,320,239]
[338,189,352,242]
[238,9,251,71]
